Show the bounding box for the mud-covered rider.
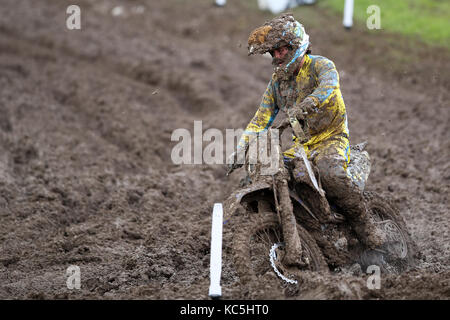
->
[228,14,384,249]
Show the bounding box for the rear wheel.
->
[360,192,418,273]
[232,213,328,285]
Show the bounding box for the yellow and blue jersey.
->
[238,54,350,167]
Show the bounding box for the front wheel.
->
[232,213,328,285]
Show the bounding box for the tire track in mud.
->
[0,19,229,298]
[0,28,218,177]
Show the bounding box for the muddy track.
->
[0,0,448,299]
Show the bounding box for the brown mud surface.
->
[0,0,448,299]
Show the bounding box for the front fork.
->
[276,178,305,267]
[257,129,304,267]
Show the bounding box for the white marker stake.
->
[343,0,354,29]
[209,203,223,299]
[215,0,226,6]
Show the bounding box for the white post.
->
[208,203,223,298]
[343,0,354,29]
[215,0,226,7]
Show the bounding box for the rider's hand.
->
[294,96,319,118]
[226,149,245,173]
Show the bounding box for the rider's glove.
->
[294,96,319,119]
[226,149,245,173]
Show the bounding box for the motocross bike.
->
[224,124,417,285]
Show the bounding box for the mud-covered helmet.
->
[247,14,310,75]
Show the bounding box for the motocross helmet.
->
[247,14,310,79]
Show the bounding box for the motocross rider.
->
[228,14,384,249]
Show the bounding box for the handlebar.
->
[226,118,292,176]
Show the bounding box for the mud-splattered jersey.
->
[237,54,350,162]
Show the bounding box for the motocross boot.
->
[342,193,386,249]
[315,157,386,249]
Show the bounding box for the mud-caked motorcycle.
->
[224,124,418,285]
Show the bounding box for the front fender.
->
[223,181,272,222]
